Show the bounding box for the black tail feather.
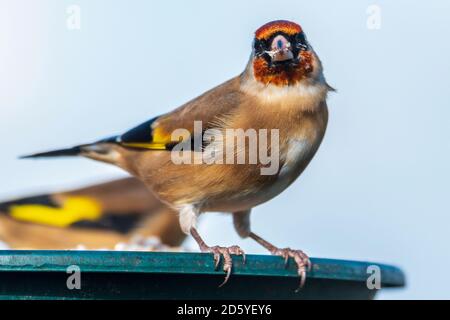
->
[19,146,82,159]
[19,136,119,160]
[0,195,55,213]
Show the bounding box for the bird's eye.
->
[253,39,266,56]
[295,33,308,50]
[296,43,308,50]
[254,39,262,50]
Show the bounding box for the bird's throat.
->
[253,51,314,86]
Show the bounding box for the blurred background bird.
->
[0,177,185,250]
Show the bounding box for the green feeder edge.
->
[0,250,405,300]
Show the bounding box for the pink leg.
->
[249,232,312,291]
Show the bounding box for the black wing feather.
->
[120,116,159,144]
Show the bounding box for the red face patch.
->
[255,20,302,40]
[253,51,314,86]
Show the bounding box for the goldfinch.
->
[0,178,185,249]
[22,20,333,289]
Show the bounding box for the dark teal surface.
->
[0,251,405,300]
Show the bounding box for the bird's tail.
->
[19,146,83,159]
[0,177,184,249]
[20,137,121,164]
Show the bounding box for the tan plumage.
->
[23,20,333,289]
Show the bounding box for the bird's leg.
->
[190,227,245,287]
[249,232,311,291]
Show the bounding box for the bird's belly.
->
[207,138,315,212]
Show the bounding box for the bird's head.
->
[248,20,323,87]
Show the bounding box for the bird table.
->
[0,251,404,300]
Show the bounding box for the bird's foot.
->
[271,247,312,291]
[201,245,246,287]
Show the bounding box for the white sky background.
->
[1,0,449,299]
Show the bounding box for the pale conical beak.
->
[269,35,294,62]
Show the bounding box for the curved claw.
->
[296,269,306,293]
[219,249,232,287]
[307,259,313,272]
[229,245,246,265]
[202,245,246,288]
[218,269,232,288]
[272,248,311,291]
[283,252,289,267]
[213,250,221,270]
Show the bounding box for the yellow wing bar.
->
[9,196,102,228]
